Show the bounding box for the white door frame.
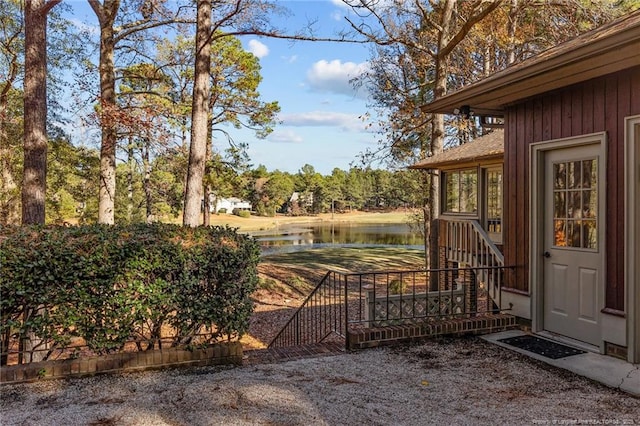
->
[625,115,640,363]
[530,132,607,352]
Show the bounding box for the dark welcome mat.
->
[498,335,586,359]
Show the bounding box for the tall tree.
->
[88,0,120,224]
[183,0,212,227]
[88,0,188,224]
[22,0,61,224]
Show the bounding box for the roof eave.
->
[409,153,504,170]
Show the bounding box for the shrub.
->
[388,279,407,295]
[232,209,251,218]
[259,277,278,291]
[0,224,260,363]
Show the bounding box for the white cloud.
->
[279,111,367,132]
[306,59,369,98]
[282,55,298,64]
[248,39,269,58]
[331,11,343,21]
[268,129,304,143]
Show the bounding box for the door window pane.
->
[583,220,597,249]
[568,161,582,189]
[583,190,597,218]
[568,220,581,247]
[554,163,566,189]
[582,160,596,188]
[554,192,566,219]
[568,191,581,218]
[554,220,567,247]
[552,158,597,249]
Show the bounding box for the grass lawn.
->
[261,246,426,272]
[203,209,419,232]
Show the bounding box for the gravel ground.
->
[1,336,638,426]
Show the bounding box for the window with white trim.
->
[443,169,478,214]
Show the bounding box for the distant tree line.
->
[1,130,424,224]
[246,164,423,218]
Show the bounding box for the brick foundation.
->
[347,314,517,350]
[0,341,243,384]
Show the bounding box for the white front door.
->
[543,143,603,346]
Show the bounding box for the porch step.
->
[347,314,518,350]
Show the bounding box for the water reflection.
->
[249,222,424,255]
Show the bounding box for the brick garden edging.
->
[0,341,243,384]
[347,314,517,350]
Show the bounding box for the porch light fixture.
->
[453,105,472,119]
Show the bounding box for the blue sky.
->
[238,1,378,175]
[64,0,381,176]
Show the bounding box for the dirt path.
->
[1,337,638,425]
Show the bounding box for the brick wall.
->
[347,314,517,350]
[0,342,243,384]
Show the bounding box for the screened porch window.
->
[443,169,478,213]
[486,168,502,235]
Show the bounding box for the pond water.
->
[248,222,425,255]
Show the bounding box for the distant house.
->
[288,191,314,214]
[209,197,251,213]
[413,11,640,363]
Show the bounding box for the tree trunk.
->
[22,0,61,364]
[422,1,454,271]
[89,0,120,225]
[507,0,519,66]
[202,116,213,226]
[143,139,153,223]
[183,0,211,227]
[22,0,59,224]
[97,17,117,224]
[126,135,134,222]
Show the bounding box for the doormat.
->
[497,335,586,359]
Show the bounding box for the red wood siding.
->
[503,66,640,312]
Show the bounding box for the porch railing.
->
[268,265,513,349]
[443,219,505,308]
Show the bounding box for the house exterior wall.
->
[503,66,640,313]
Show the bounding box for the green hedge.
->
[0,224,259,363]
[232,209,251,218]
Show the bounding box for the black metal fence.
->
[268,265,513,349]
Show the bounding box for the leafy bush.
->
[0,224,259,363]
[388,279,407,294]
[232,209,251,218]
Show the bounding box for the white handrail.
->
[444,219,504,307]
